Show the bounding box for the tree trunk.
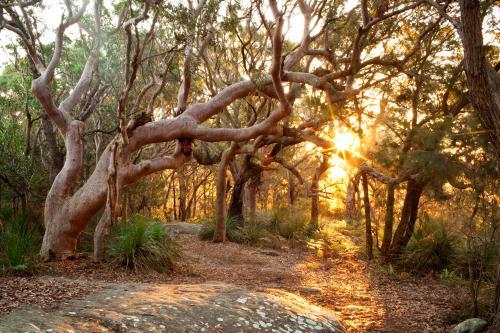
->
[213,143,237,242]
[24,97,33,156]
[203,181,207,217]
[388,180,423,258]
[380,183,395,256]
[123,189,129,223]
[41,114,64,182]
[178,169,187,220]
[467,236,480,316]
[288,171,296,205]
[192,187,197,219]
[94,142,119,262]
[228,178,245,226]
[173,176,177,220]
[362,172,373,260]
[40,121,87,260]
[310,156,329,230]
[247,171,260,218]
[248,184,257,217]
[40,214,80,260]
[344,173,361,224]
[261,183,269,210]
[492,262,500,329]
[186,171,210,220]
[228,156,261,226]
[458,0,500,157]
[93,206,111,262]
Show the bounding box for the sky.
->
[0,0,353,70]
[0,0,103,70]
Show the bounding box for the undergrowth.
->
[400,218,458,273]
[307,222,361,259]
[0,208,42,273]
[198,207,310,246]
[108,215,181,272]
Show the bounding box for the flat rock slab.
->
[163,222,202,236]
[0,282,345,333]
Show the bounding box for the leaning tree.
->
[0,0,434,259]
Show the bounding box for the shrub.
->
[0,212,42,272]
[440,268,463,283]
[108,216,181,272]
[226,216,245,243]
[307,222,358,259]
[198,216,246,243]
[198,207,308,245]
[452,240,497,280]
[270,207,309,239]
[400,219,458,273]
[270,207,286,231]
[198,220,216,241]
[0,207,14,222]
[241,219,270,244]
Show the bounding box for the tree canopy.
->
[0,0,498,326]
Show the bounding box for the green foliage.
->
[198,216,246,243]
[240,218,270,245]
[270,207,309,239]
[108,216,181,272]
[400,218,458,273]
[440,268,463,283]
[0,118,44,193]
[0,210,42,272]
[0,65,48,209]
[307,222,361,259]
[452,239,497,281]
[198,219,217,241]
[198,207,309,245]
[220,2,241,33]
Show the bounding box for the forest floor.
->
[0,230,469,332]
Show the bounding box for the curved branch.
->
[121,152,191,186]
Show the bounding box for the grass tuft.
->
[400,219,457,273]
[108,215,181,272]
[0,211,42,273]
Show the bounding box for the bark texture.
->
[213,143,237,243]
[344,173,361,224]
[228,156,262,226]
[361,172,373,260]
[388,180,424,258]
[93,141,120,262]
[380,183,395,256]
[310,155,329,230]
[458,0,500,157]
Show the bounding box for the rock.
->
[299,287,322,295]
[451,318,488,333]
[163,222,202,236]
[0,282,345,333]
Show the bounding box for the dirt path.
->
[180,234,468,333]
[1,233,468,332]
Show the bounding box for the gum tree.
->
[0,0,429,259]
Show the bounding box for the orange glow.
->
[327,155,348,181]
[325,130,360,182]
[333,131,359,152]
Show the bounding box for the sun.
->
[333,131,359,152]
[324,130,361,182]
